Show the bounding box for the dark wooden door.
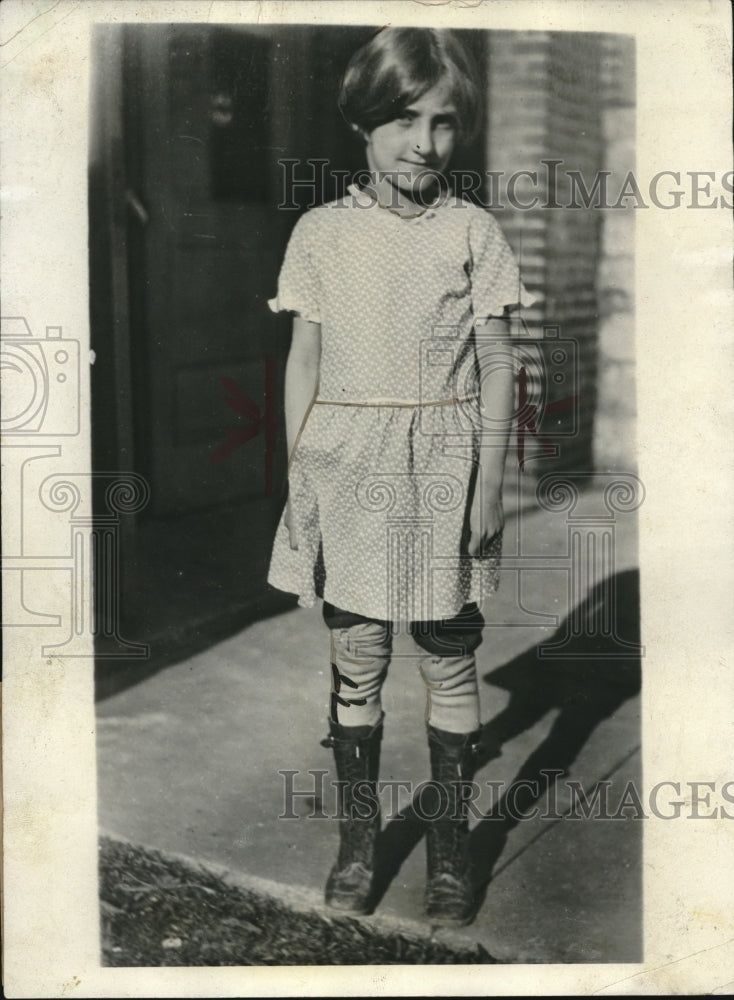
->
[127,24,290,515]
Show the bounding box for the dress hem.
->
[266,573,497,624]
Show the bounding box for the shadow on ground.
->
[370,569,641,916]
[95,590,296,702]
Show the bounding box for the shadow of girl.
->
[371,569,641,913]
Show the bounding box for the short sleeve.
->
[267,212,322,324]
[468,209,536,323]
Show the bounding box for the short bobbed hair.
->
[338,28,482,146]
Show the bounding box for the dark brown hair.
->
[338,28,482,146]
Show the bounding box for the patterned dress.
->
[268,185,533,624]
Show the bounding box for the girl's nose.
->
[412,123,434,157]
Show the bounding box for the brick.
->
[598,313,636,365]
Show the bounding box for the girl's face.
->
[363,77,458,201]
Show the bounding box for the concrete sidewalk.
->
[96,480,642,964]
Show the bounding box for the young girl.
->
[268,27,533,926]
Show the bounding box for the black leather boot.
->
[321,714,383,914]
[424,724,481,926]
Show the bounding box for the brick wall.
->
[485,31,634,477]
[594,34,636,472]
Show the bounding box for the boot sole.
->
[425,910,477,927]
[325,899,373,916]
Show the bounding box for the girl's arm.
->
[469,316,515,557]
[284,315,321,550]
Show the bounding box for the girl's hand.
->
[468,487,504,557]
[284,496,298,551]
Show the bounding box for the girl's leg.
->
[320,603,392,913]
[410,602,483,733]
[323,602,392,728]
[410,603,484,926]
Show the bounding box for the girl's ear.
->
[351,122,368,143]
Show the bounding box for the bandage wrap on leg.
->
[418,652,480,734]
[328,619,391,728]
[412,602,483,734]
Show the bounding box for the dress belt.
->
[288,395,479,471]
[313,396,479,409]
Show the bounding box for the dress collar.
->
[346,183,454,222]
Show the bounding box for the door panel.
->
[130,25,291,516]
